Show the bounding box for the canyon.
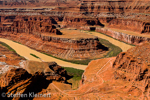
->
[0,43,72,100]
[0,15,109,60]
[0,0,150,100]
[0,1,149,46]
[0,41,150,100]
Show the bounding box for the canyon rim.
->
[0,0,150,100]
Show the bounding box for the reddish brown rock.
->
[0,42,26,75]
[0,62,70,100]
[0,68,46,100]
[0,15,108,60]
[1,42,150,100]
[0,16,62,35]
[0,0,80,7]
[62,16,104,28]
[0,68,31,87]
[23,61,68,81]
[44,42,150,100]
[108,18,150,33]
[95,27,150,45]
[77,0,150,14]
[112,42,150,99]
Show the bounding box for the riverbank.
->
[0,38,87,70]
[0,29,133,70]
[82,30,133,52]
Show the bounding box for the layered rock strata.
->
[0,67,69,100]
[112,42,150,99]
[62,16,104,28]
[108,18,150,33]
[0,32,108,60]
[1,15,149,46]
[22,61,69,81]
[0,16,108,60]
[52,42,150,99]
[1,41,150,100]
[96,27,150,45]
[0,42,25,75]
[77,0,150,14]
[0,16,62,35]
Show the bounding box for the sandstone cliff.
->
[0,63,70,99]
[0,41,150,100]
[78,0,150,14]
[56,42,150,100]
[0,16,62,35]
[113,42,150,99]
[96,27,150,45]
[62,16,104,28]
[0,15,108,60]
[108,18,150,33]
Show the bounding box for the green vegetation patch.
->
[3,30,123,65]
[63,67,84,80]
[99,38,122,58]
[0,42,25,59]
[30,53,40,59]
[40,37,122,65]
[41,52,91,65]
[63,67,84,89]
[0,42,17,53]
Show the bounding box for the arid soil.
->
[0,43,73,100]
[0,0,150,100]
[1,42,150,100]
[34,42,150,100]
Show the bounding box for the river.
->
[83,31,133,52]
[0,31,133,70]
[0,38,87,70]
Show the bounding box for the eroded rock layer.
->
[0,42,25,75]
[0,66,69,100]
[1,43,150,100]
[0,16,61,35]
[0,0,150,45]
[0,16,108,60]
[78,0,150,14]
[113,42,150,99]
[62,16,104,28]
[95,27,150,45]
[50,42,150,100]
[108,18,150,33]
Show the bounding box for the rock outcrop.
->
[1,40,150,100]
[0,0,80,7]
[0,68,48,100]
[22,61,69,81]
[108,18,150,33]
[0,15,108,60]
[62,16,104,28]
[0,42,25,75]
[77,0,150,14]
[45,42,150,100]
[96,27,150,45]
[113,42,150,99]
[0,16,62,35]
[0,64,70,99]
[0,32,108,60]
[0,0,150,38]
